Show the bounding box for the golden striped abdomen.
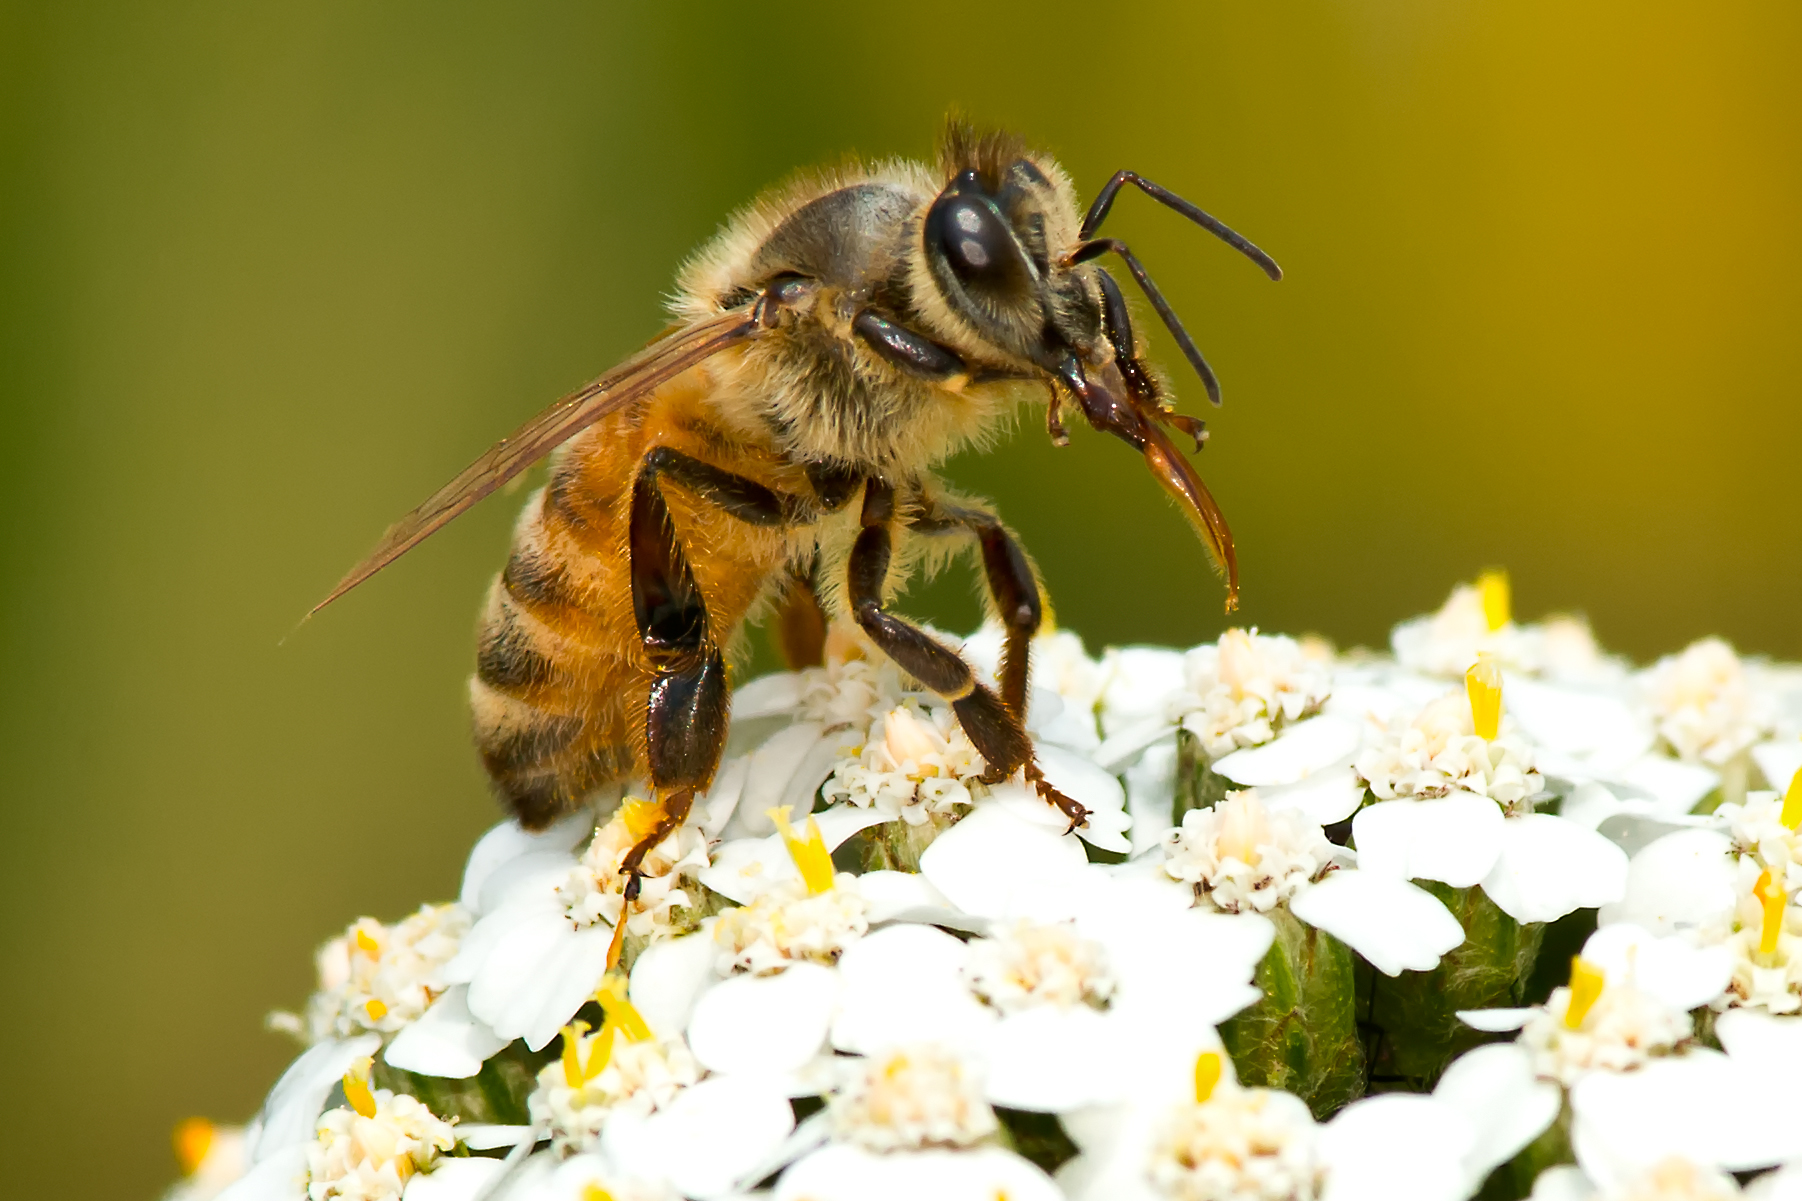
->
[468,364,803,828]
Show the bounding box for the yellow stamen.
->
[1563,957,1605,1030]
[173,1117,215,1175]
[1193,1050,1222,1104]
[342,1057,378,1119]
[619,796,666,844]
[594,973,653,1042]
[767,805,836,894]
[364,998,388,1022]
[584,1020,617,1081]
[559,1020,592,1089]
[1478,570,1511,631]
[354,928,381,957]
[1466,652,1503,741]
[1781,766,1802,831]
[1757,868,1787,958]
[582,1185,617,1201]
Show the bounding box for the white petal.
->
[1529,1166,1598,1201]
[467,851,582,923]
[1617,755,1721,817]
[1505,679,1651,773]
[732,672,805,719]
[602,1074,795,1198]
[1457,1008,1537,1032]
[383,986,508,1078]
[687,962,839,1077]
[1574,1049,1802,1184]
[1103,905,1273,1028]
[696,753,752,838]
[1320,1094,1478,1201]
[216,1144,307,1201]
[1481,814,1629,925]
[402,1158,504,1201]
[1435,1043,1561,1181]
[445,893,560,986]
[627,926,717,1041]
[982,1005,1120,1111]
[740,721,829,829]
[1290,872,1464,976]
[1123,738,1178,854]
[1581,923,1733,1013]
[919,802,1089,920]
[856,869,984,931]
[1597,828,1735,933]
[1093,718,1176,773]
[1213,716,1360,786]
[777,1145,1061,1201]
[1036,744,1132,852]
[1101,648,1187,728]
[1352,793,1506,888]
[831,924,993,1055]
[1754,739,1802,796]
[250,1034,381,1160]
[1260,767,1366,826]
[521,921,616,1052]
[1715,1008,1802,1076]
[459,811,593,914]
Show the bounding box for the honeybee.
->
[317,121,1279,920]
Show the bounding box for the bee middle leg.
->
[908,498,1043,719]
[848,479,1087,832]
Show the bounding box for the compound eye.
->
[925,173,1036,301]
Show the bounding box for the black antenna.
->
[1081,170,1283,280]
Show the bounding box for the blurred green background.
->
[1,1,1798,1196]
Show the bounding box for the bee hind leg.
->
[849,481,1088,833]
[624,463,733,927]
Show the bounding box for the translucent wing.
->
[311,308,766,615]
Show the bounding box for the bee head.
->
[920,142,1110,377]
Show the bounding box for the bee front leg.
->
[848,480,1087,833]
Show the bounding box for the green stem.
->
[1219,906,1367,1119]
[1366,882,1544,1090]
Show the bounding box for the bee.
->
[315,121,1279,923]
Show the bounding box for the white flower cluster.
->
[1169,628,1333,758]
[274,904,471,1043]
[179,579,1802,1201]
[1164,790,1336,913]
[1354,692,1545,808]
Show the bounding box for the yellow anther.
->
[342,1057,378,1119]
[1193,1050,1223,1104]
[594,973,653,1043]
[364,998,388,1022]
[1563,957,1606,1030]
[1782,766,1802,831]
[559,1020,592,1090]
[620,796,666,844]
[1466,652,1503,741]
[768,805,836,895]
[583,1185,617,1201]
[584,1021,617,1081]
[1478,570,1511,631]
[354,928,381,957]
[1757,869,1787,958]
[173,1117,215,1175]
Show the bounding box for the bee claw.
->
[1025,762,1089,834]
